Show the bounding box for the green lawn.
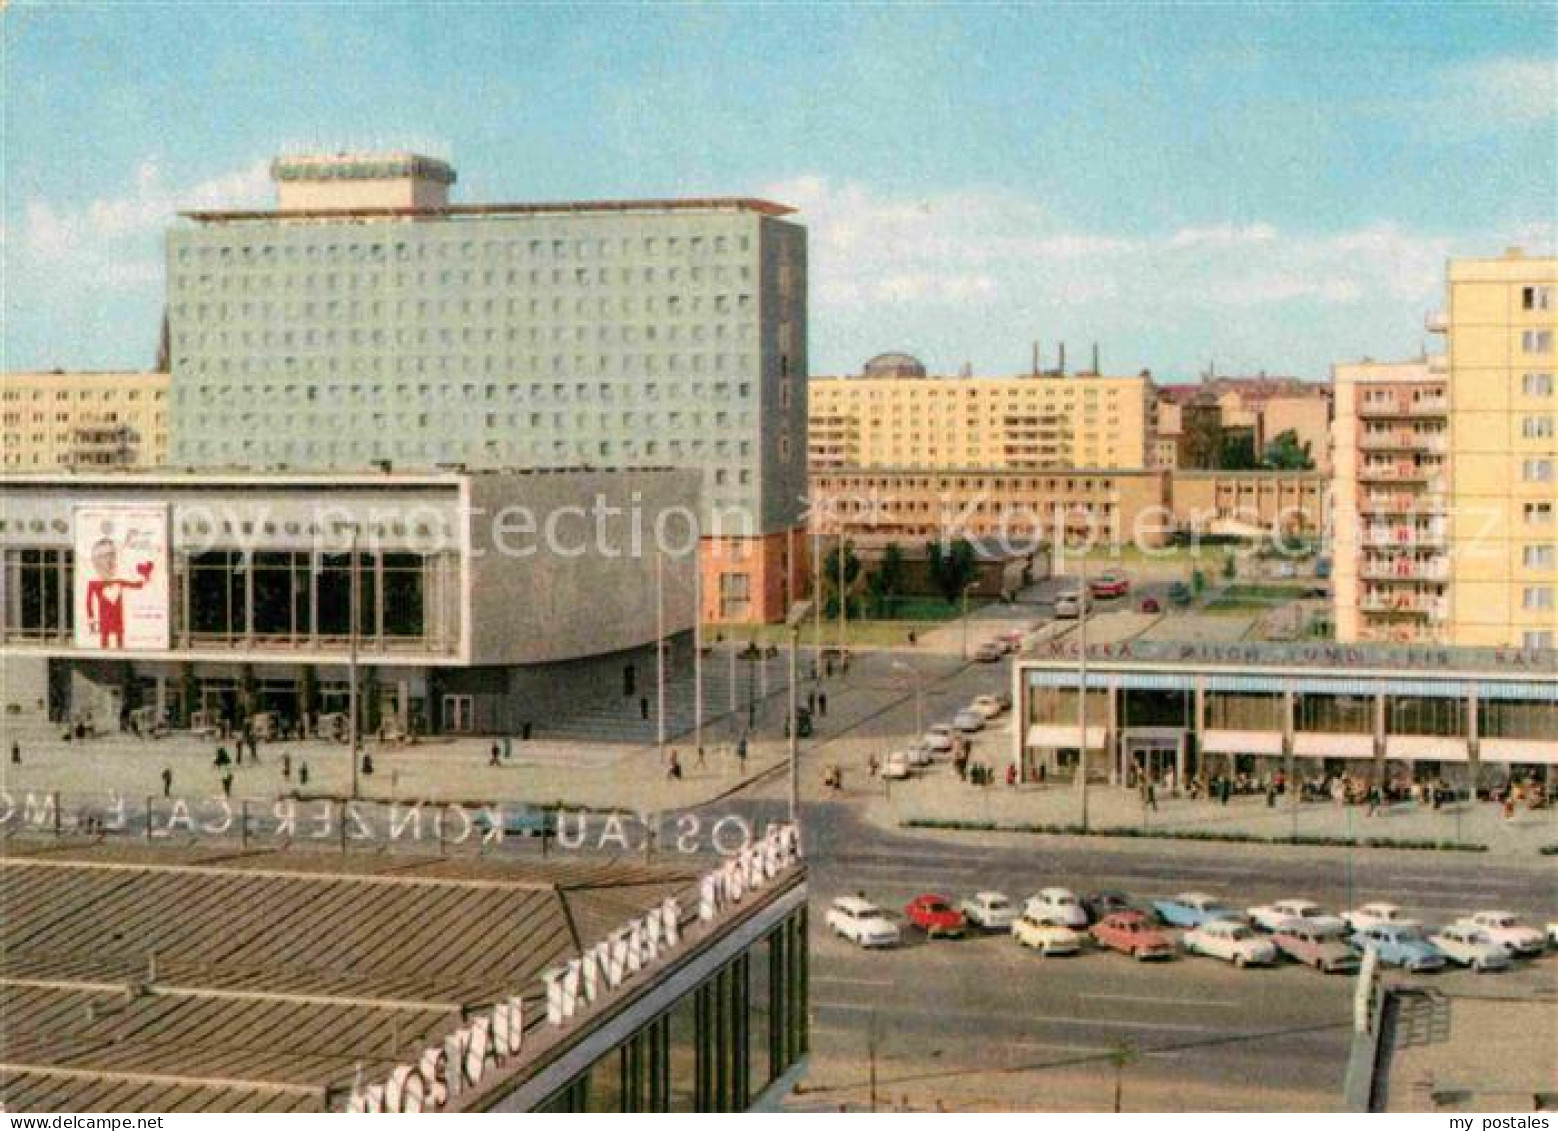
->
[1202,583,1309,614]
[706,601,981,649]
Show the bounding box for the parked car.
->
[1025,887,1089,929]
[1152,892,1244,929]
[1350,924,1446,972]
[921,726,955,753]
[1183,920,1278,967]
[1343,902,1421,932]
[1247,898,1347,935]
[825,897,901,948]
[969,694,1006,719]
[1271,919,1360,973]
[1090,571,1130,599]
[1082,891,1136,924]
[1458,911,1545,957]
[881,751,912,780]
[951,709,986,733]
[782,705,814,738]
[973,641,1005,663]
[1429,924,1512,973]
[904,894,967,938]
[961,891,1019,931]
[1054,591,1090,619]
[1167,581,1193,608]
[1012,913,1084,956]
[1091,911,1176,961]
[1138,596,1162,614]
[902,745,933,768]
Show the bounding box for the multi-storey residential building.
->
[1439,251,1558,651]
[809,354,1155,472]
[164,153,808,623]
[1332,359,1452,645]
[0,371,169,469]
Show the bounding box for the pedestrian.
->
[160,766,173,798]
[1147,781,1158,811]
[214,746,230,770]
[1265,783,1276,809]
[361,753,375,777]
[1366,786,1380,817]
[737,734,749,772]
[281,752,292,781]
[299,762,310,788]
[667,750,683,780]
[695,745,707,769]
[1006,763,1017,788]
[1038,763,1046,784]
[522,720,533,741]
[818,691,828,717]
[807,690,817,714]
[1503,796,1516,821]
[489,742,501,767]
[503,736,513,761]
[233,741,244,766]
[9,740,18,765]
[220,771,233,799]
[1220,776,1231,806]
[868,753,880,777]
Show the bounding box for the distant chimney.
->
[1091,342,1100,375]
[1031,341,1040,378]
[1058,342,1066,376]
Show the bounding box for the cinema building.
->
[0,467,698,735]
[0,823,809,1112]
[1014,641,1558,789]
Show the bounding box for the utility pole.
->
[1077,543,1090,831]
[348,525,360,800]
[787,601,811,827]
[812,527,823,682]
[960,581,975,660]
[693,543,703,757]
[656,551,666,760]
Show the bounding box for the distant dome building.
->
[860,352,927,379]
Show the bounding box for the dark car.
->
[783,705,814,738]
[1082,891,1135,924]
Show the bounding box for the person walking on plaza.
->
[639,695,650,721]
[489,742,501,767]
[1220,776,1231,806]
[160,766,173,798]
[1146,780,1158,811]
[817,691,828,718]
[807,690,817,715]
[214,746,231,770]
[298,762,310,788]
[667,749,683,780]
[694,745,707,770]
[9,740,19,765]
[220,770,233,799]
[281,752,292,781]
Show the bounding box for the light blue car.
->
[1350,924,1446,972]
[1151,891,1245,929]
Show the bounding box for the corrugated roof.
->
[0,841,705,1112]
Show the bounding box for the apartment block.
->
[1331,359,1451,645]
[1440,251,1558,650]
[809,353,1154,472]
[163,153,808,622]
[0,371,170,469]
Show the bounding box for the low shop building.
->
[1014,640,1557,789]
[0,822,808,1113]
[0,467,698,735]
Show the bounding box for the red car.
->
[1139,596,1162,614]
[1090,911,1175,960]
[904,894,967,938]
[1089,572,1130,599]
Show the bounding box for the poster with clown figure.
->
[72,503,171,652]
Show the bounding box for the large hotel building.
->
[1,370,169,469]
[1333,250,1557,651]
[163,153,808,624]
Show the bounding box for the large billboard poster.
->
[72,502,171,652]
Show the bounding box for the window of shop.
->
[1295,693,1372,734]
[3,547,71,640]
[188,550,247,639]
[1482,699,1555,740]
[1387,695,1466,737]
[1207,692,1284,730]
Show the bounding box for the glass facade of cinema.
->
[535,907,808,1113]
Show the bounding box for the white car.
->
[1458,911,1545,957]
[1247,898,1347,935]
[1343,902,1421,932]
[921,726,955,753]
[825,896,902,948]
[1429,924,1512,973]
[951,709,985,733]
[1012,913,1083,956]
[903,744,934,768]
[881,751,911,780]
[969,695,1006,719]
[961,891,1019,931]
[1054,591,1092,619]
[1024,887,1089,929]
[1182,919,1278,967]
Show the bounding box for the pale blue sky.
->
[4,2,1555,378]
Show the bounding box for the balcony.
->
[1358,462,1442,483]
[1360,591,1449,619]
[1358,395,1448,419]
[1362,524,1448,548]
[1360,558,1450,582]
[1359,431,1448,452]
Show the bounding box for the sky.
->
[3,2,1555,380]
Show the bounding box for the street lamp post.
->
[786,601,814,829]
[348,526,360,800]
[693,543,703,757]
[1077,552,1090,831]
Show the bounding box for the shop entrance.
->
[442,694,475,733]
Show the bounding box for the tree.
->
[866,542,908,618]
[926,538,978,606]
[1107,1040,1139,1113]
[1217,430,1259,470]
[1260,428,1315,471]
[822,542,862,619]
